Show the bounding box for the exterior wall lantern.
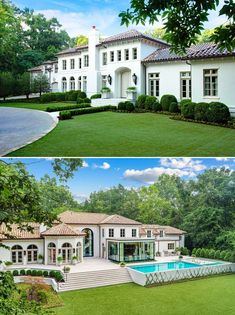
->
[132,73,137,85]
[107,74,112,85]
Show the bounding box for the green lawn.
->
[0,101,75,111]
[8,111,235,157]
[54,275,235,315]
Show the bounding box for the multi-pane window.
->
[83,76,87,92]
[70,77,75,90]
[132,48,137,60]
[168,243,175,250]
[110,51,114,62]
[204,69,218,96]
[102,52,107,65]
[125,49,129,60]
[78,58,82,69]
[149,73,160,97]
[132,229,137,237]
[160,230,164,237]
[70,59,75,69]
[109,228,114,237]
[117,50,122,61]
[54,64,58,73]
[120,229,125,237]
[84,55,89,67]
[78,76,82,90]
[62,60,67,70]
[147,230,152,238]
[62,77,67,92]
[102,75,107,88]
[180,72,191,99]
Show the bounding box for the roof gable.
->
[41,223,84,236]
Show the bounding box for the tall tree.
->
[120,0,235,53]
[31,74,50,96]
[76,35,88,46]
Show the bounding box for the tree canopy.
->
[120,0,235,53]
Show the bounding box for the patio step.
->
[91,98,126,107]
[58,268,132,291]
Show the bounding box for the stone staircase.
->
[58,268,132,292]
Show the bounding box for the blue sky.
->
[13,0,227,37]
[4,158,235,202]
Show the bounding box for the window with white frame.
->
[125,49,129,61]
[160,230,164,237]
[132,229,137,237]
[83,76,87,92]
[109,228,114,237]
[117,50,122,61]
[54,64,58,73]
[102,52,107,65]
[62,77,67,92]
[62,60,67,70]
[204,69,218,96]
[78,76,82,90]
[70,59,75,69]
[110,51,114,62]
[102,75,107,88]
[147,230,152,238]
[78,58,82,69]
[148,73,160,97]
[84,55,89,67]
[132,47,137,60]
[120,229,125,237]
[70,76,75,90]
[168,243,175,250]
[180,72,191,99]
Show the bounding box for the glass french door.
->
[48,248,56,264]
[180,72,191,99]
[62,248,72,263]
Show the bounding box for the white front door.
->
[121,71,131,98]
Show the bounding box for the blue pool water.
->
[129,261,222,273]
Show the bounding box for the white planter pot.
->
[72,260,77,265]
[126,90,137,101]
[101,92,110,99]
[38,259,43,264]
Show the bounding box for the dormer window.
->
[147,230,151,238]
[160,230,164,237]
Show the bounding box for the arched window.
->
[76,242,82,261]
[70,76,75,91]
[27,244,38,263]
[61,243,72,263]
[62,77,67,92]
[82,229,93,257]
[11,245,23,264]
[48,242,56,264]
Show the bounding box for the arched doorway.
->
[61,243,72,263]
[11,245,23,264]
[27,244,38,263]
[48,242,56,264]
[82,229,93,257]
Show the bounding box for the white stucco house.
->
[29,26,235,113]
[0,211,185,266]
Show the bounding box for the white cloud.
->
[123,167,196,184]
[160,158,206,172]
[82,161,89,168]
[93,162,111,170]
[73,193,88,203]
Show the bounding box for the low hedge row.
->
[12,269,64,282]
[0,97,41,103]
[90,93,101,99]
[46,103,91,112]
[118,101,135,112]
[192,248,235,263]
[136,94,179,113]
[77,97,91,104]
[69,105,116,116]
[40,90,88,103]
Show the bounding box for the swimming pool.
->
[129,260,222,274]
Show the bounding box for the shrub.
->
[40,92,67,103]
[37,290,48,304]
[54,92,66,102]
[160,94,177,111]
[224,252,231,262]
[26,269,32,276]
[181,101,196,119]
[91,93,101,99]
[194,102,209,121]
[49,271,56,278]
[208,249,216,259]
[192,248,197,256]
[32,270,37,276]
[40,93,54,103]
[12,270,19,276]
[136,95,146,109]
[70,105,116,116]
[66,91,79,101]
[77,90,87,99]
[145,96,157,110]
[195,248,202,257]
[179,99,192,108]
[169,102,179,113]
[125,101,135,112]
[118,102,126,110]
[204,249,210,258]
[20,269,25,275]
[215,250,221,260]
[46,103,91,112]
[180,247,189,255]
[206,102,230,124]
[54,272,63,282]
[220,250,227,260]
[59,110,72,120]
[228,252,235,263]
[43,271,49,277]
[77,97,91,104]
[36,270,43,277]
[200,248,206,258]
[152,101,162,112]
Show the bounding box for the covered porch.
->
[107,239,155,263]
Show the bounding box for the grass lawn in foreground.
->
[8,111,235,157]
[54,275,235,315]
[0,101,76,111]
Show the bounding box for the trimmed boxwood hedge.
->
[169,102,179,113]
[12,269,64,282]
[69,105,116,117]
[46,103,91,112]
[59,110,72,120]
[206,102,230,124]
[152,102,162,112]
[118,101,134,112]
[90,93,101,99]
[145,96,157,110]
[181,101,196,119]
[40,92,66,103]
[136,95,147,108]
[77,97,91,104]
[192,247,235,263]
[160,95,177,111]
[194,102,208,121]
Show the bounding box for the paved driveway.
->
[0,107,58,156]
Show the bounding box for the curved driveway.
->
[0,107,58,156]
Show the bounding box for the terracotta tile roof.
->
[98,29,169,47]
[143,42,235,63]
[41,223,84,236]
[28,65,43,72]
[56,45,88,56]
[141,224,186,235]
[58,211,141,225]
[0,223,41,240]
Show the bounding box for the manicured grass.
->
[54,275,235,315]
[8,111,235,157]
[0,101,76,111]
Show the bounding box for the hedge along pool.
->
[127,260,235,286]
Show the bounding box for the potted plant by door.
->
[126,87,137,101]
[63,266,70,273]
[57,256,63,266]
[38,254,43,264]
[101,87,111,99]
[72,256,78,265]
